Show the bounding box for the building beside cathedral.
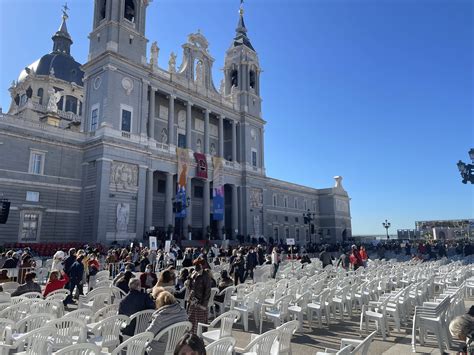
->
[0,1,351,245]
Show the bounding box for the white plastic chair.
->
[197,310,240,344]
[14,313,55,334]
[214,286,235,315]
[47,318,87,350]
[62,309,94,324]
[128,309,155,335]
[30,299,63,318]
[52,342,102,355]
[271,320,299,355]
[316,331,376,355]
[151,321,192,355]
[208,288,219,318]
[110,331,154,355]
[360,297,390,340]
[205,336,235,355]
[20,292,43,299]
[307,289,331,329]
[0,302,31,323]
[233,290,259,332]
[2,326,56,355]
[46,289,70,301]
[235,328,280,355]
[89,315,130,350]
[260,295,293,334]
[91,304,119,323]
[1,282,19,293]
[288,291,311,331]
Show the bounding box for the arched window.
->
[65,95,78,113]
[124,0,135,22]
[26,86,33,98]
[249,70,256,89]
[231,69,238,87]
[37,88,44,105]
[99,0,107,20]
[283,196,288,208]
[273,194,277,207]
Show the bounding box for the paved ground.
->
[228,298,473,355]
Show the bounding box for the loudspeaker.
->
[0,200,10,224]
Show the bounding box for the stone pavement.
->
[229,298,473,355]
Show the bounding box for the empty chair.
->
[288,291,311,331]
[260,295,293,334]
[110,331,154,355]
[1,282,20,294]
[89,315,130,350]
[91,304,119,323]
[48,318,87,350]
[197,310,240,344]
[0,326,56,355]
[235,328,280,355]
[52,343,102,355]
[14,313,55,335]
[46,289,70,302]
[233,290,259,332]
[207,288,219,319]
[0,302,32,323]
[205,337,235,355]
[315,331,376,355]
[128,309,155,336]
[150,321,192,355]
[307,289,331,329]
[271,320,299,355]
[62,309,94,324]
[30,299,63,318]
[19,292,43,299]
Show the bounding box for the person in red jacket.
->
[349,244,363,271]
[44,270,69,297]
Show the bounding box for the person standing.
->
[349,245,363,271]
[65,253,84,305]
[231,251,245,285]
[319,247,333,268]
[187,264,212,334]
[244,247,258,281]
[271,247,279,279]
[360,246,368,267]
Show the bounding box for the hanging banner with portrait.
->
[212,156,224,221]
[194,152,208,179]
[176,148,189,218]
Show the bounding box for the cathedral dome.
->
[18,53,83,85]
[17,7,83,86]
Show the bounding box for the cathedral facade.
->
[0,0,351,245]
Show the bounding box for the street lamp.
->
[457,149,474,184]
[382,219,391,240]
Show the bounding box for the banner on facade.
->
[212,156,224,221]
[176,148,189,218]
[149,236,158,251]
[194,152,208,179]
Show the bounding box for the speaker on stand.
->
[0,199,11,224]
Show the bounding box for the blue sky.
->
[0,0,472,235]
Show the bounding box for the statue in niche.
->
[116,203,130,233]
[195,60,203,85]
[161,128,168,144]
[196,139,202,153]
[150,41,159,68]
[210,143,216,156]
[168,52,177,73]
[47,87,61,113]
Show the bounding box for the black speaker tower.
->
[0,199,10,224]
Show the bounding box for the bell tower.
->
[223,5,262,117]
[88,0,150,64]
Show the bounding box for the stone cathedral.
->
[0,0,351,246]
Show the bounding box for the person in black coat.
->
[63,248,77,277]
[114,271,134,294]
[244,247,258,281]
[1,251,19,269]
[118,278,155,336]
[64,254,84,305]
[257,245,265,266]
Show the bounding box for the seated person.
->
[140,264,157,289]
[214,270,233,304]
[43,270,69,297]
[174,269,190,300]
[155,270,175,288]
[118,278,155,336]
[0,269,10,283]
[174,332,206,355]
[145,290,188,354]
[11,272,41,296]
[114,271,134,294]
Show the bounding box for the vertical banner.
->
[149,236,157,251]
[176,148,189,218]
[212,156,224,221]
[193,152,208,179]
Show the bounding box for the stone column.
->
[231,120,237,162]
[261,127,265,169]
[231,184,238,238]
[140,81,149,136]
[145,169,153,231]
[218,115,224,157]
[204,109,210,154]
[164,172,173,230]
[148,87,156,139]
[186,101,193,149]
[184,178,193,239]
[95,158,112,242]
[203,180,210,239]
[168,95,175,145]
[136,166,147,238]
